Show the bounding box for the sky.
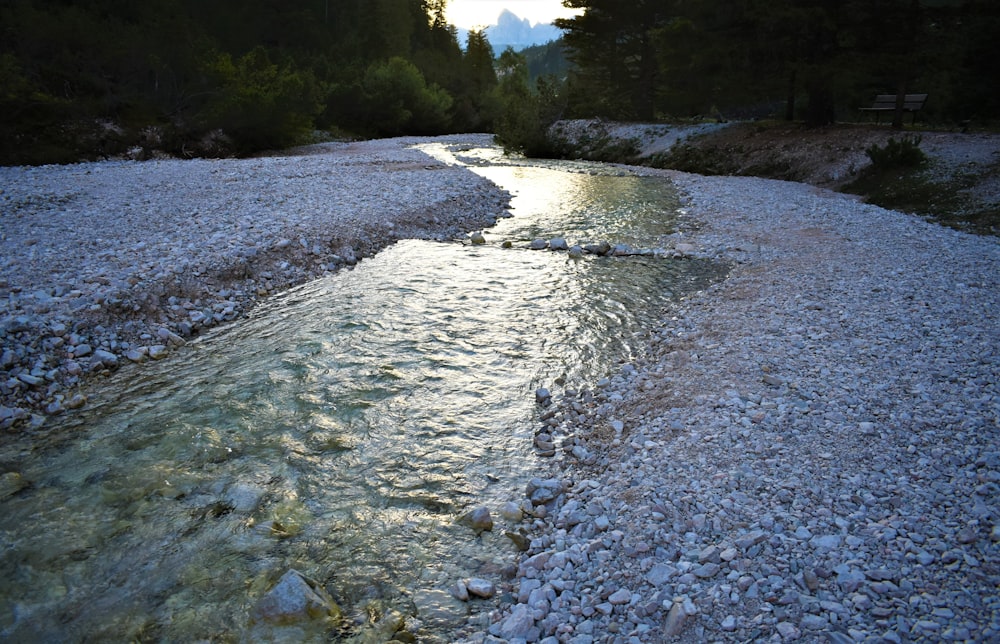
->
[444,0,582,30]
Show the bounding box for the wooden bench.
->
[859,93,928,124]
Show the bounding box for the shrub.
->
[199,48,324,154]
[360,57,453,136]
[865,135,926,170]
[646,142,740,175]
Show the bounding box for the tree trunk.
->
[785,68,797,121]
[635,32,656,120]
[804,76,835,127]
[892,80,907,129]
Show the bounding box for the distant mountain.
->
[456,9,562,54]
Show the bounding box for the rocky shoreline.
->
[456,167,1000,642]
[0,135,511,428]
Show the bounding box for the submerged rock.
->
[535,387,551,405]
[583,240,612,255]
[0,472,27,499]
[250,569,341,625]
[458,505,494,533]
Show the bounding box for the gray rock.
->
[661,601,689,637]
[459,506,494,533]
[413,588,468,629]
[16,373,42,387]
[646,563,676,586]
[0,472,27,499]
[500,501,523,522]
[225,483,265,513]
[91,349,118,369]
[776,621,801,640]
[810,534,842,550]
[450,580,469,601]
[499,604,535,639]
[800,614,828,630]
[549,238,568,251]
[694,562,721,578]
[250,569,340,624]
[608,588,631,605]
[583,241,611,255]
[529,239,548,250]
[526,478,563,505]
[466,578,496,599]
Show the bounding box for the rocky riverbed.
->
[3,129,998,642]
[0,136,511,427]
[455,163,1000,641]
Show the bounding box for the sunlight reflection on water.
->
[0,144,725,641]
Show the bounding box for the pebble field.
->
[458,170,1000,643]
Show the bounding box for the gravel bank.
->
[0,135,509,427]
[459,171,1000,642]
[4,132,998,641]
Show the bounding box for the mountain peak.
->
[485,10,560,52]
[496,8,530,27]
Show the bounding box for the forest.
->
[1,0,998,164]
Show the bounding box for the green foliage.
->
[0,0,485,162]
[521,40,571,83]
[864,135,927,170]
[493,50,566,157]
[646,142,741,176]
[360,57,452,135]
[843,158,998,235]
[558,0,1000,128]
[449,30,500,132]
[199,48,323,154]
[546,121,640,163]
[5,0,998,164]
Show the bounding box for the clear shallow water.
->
[0,145,725,641]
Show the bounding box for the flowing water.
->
[0,143,725,641]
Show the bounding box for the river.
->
[0,142,725,641]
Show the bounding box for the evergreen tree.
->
[454,29,500,131]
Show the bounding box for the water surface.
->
[0,143,725,641]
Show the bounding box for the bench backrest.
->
[870,93,928,110]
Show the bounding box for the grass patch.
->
[842,164,999,234]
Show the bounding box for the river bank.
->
[0,135,510,428]
[549,119,1000,234]
[458,165,1000,641]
